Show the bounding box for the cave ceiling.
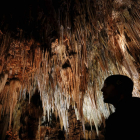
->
[0,0,140,139]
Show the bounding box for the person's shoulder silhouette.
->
[101,74,140,140]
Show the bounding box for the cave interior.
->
[0,0,140,139]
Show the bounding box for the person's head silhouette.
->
[101,74,134,107]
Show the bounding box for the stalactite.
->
[0,73,8,93]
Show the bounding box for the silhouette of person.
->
[101,74,140,140]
